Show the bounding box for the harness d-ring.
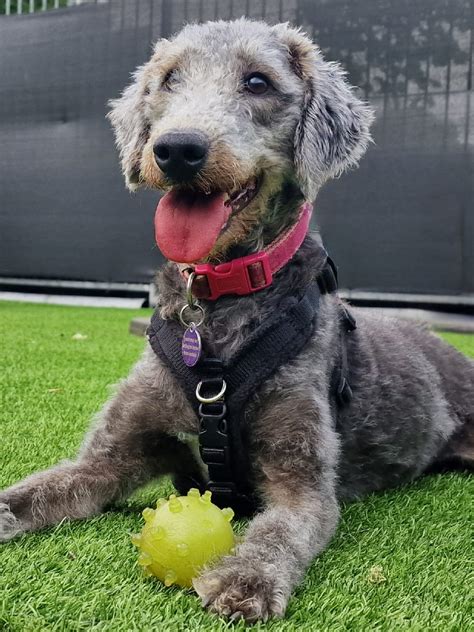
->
[196,379,227,404]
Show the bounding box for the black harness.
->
[147,257,355,515]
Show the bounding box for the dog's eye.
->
[244,73,271,95]
[161,69,176,91]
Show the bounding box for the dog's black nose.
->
[153,131,209,183]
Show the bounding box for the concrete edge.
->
[129,309,474,337]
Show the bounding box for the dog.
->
[1,19,472,623]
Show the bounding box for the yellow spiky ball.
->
[131,488,235,588]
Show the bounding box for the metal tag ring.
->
[179,303,205,328]
[186,271,197,308]
[196,380,227,404]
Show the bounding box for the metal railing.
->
[2,0,292,19]
[1,0,109,15]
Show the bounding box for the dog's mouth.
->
[224,176,260,215]
[154,176,261,263]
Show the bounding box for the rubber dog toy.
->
[131,488,235,588]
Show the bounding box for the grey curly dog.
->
[1,19,472,623]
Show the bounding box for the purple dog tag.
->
[181,325,202,367]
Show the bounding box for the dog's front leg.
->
[0,348,201,542]
[194,395,339,622]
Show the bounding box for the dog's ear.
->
[107,65,150,191]
[274,24,374,200]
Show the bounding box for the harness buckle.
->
[200,447,228,465]
[194,252,273,300]
[207,482,237,498]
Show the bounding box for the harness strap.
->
[147,282,322,513]
[335,305,357,405]
[147,257,356,514]
[317,255,339,294]
[226,284,321,411]
[147,283,322,415]
[195,359,255,515]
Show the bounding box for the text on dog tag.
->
[181,325,202,367]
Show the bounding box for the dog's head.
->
[108,19,374,263]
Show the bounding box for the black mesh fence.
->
[0,0,472,298]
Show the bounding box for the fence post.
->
[161,0,173,37]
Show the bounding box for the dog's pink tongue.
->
[155,190,229,263]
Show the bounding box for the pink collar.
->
[179,202,313,301]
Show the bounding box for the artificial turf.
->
[0,301,472,631]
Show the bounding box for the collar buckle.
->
[194,252,273,301]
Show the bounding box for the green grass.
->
[0,301,473,631]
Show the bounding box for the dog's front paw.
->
[0,503,21,543]
[193,557,288,623]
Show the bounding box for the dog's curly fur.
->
[1,19,472,622]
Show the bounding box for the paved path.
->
[129,308,474,337]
